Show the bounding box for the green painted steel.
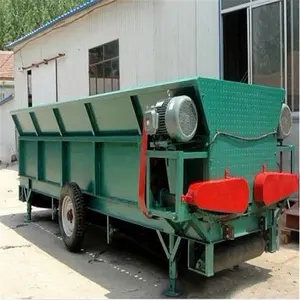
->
[11,76,294,295]
[197,78,284,205]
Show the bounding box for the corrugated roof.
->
[6,0,103,49]
[0,51,14,80]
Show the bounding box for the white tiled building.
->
[8,0,221,108]
[0,51,17,163]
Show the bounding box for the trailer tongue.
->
[11,76,298,296]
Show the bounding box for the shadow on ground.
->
[0,209,287,299]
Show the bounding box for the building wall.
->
[0,81,14,100]
[13,0,220,108]
[0,81,15,163]
[0,98,17,163]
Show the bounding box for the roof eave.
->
[5,0,103,49]
[0,77,14,82]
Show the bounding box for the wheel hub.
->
[67,209,73,223]
[61,196,75,237]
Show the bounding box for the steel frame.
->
[12,75,296,297]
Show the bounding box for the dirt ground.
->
[0,164,299,299]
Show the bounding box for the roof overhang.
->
[5,0,105,49]
[0,79,14,85]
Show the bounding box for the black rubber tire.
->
[58,182,86,252]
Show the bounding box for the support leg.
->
[267,224,278,252]
[156,231,182,297]
[106,215,117,244]
[267,209,281,252]
[51,198,58,221]
[107,215,111,244]
[24,188,32,222]
[290,146,294,173]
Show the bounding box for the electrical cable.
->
[207,130,277,147]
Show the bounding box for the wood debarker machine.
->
[11,77,299,296]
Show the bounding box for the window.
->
[287,0,299,112]
[222,0,250,10]
[89,39,120,96]
[252,2,284,89]
[222,9,248,83]
[27,70,32,107]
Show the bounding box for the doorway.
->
[222,9,248,83]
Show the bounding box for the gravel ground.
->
[0,164,299,299]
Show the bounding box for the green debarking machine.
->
[11,77,298,296]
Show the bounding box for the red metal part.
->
[182,171,249,214]
[138,127,152,218]
[254,169,299,206]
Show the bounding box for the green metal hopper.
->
[11,76,298,296]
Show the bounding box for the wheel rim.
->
[61,196,75,237]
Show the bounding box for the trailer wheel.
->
[59,182,85,252]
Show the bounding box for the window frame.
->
[88,39,120,96]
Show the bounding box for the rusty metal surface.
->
[214,234,266,273]
[284,201,299,232]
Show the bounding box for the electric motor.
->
[144,95,198,142]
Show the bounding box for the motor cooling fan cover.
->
[277,103,292,140]
[144,95,198,142]
[164,95,198,142]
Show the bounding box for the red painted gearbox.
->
[182,177,249,214]
[254,171,299,206]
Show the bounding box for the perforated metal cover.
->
[277,103,292,139]
[165,95,198,142]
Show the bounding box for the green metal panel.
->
[31,180,61,199]
[21,141,37,178]
[42,142,61,183]
[33,107,60,134]
[196,78,284,204]
[91,96,140,133]
[15,112,36,134]
[58,102,92,134]
[100,142,140,200]
[66,142,95,193]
